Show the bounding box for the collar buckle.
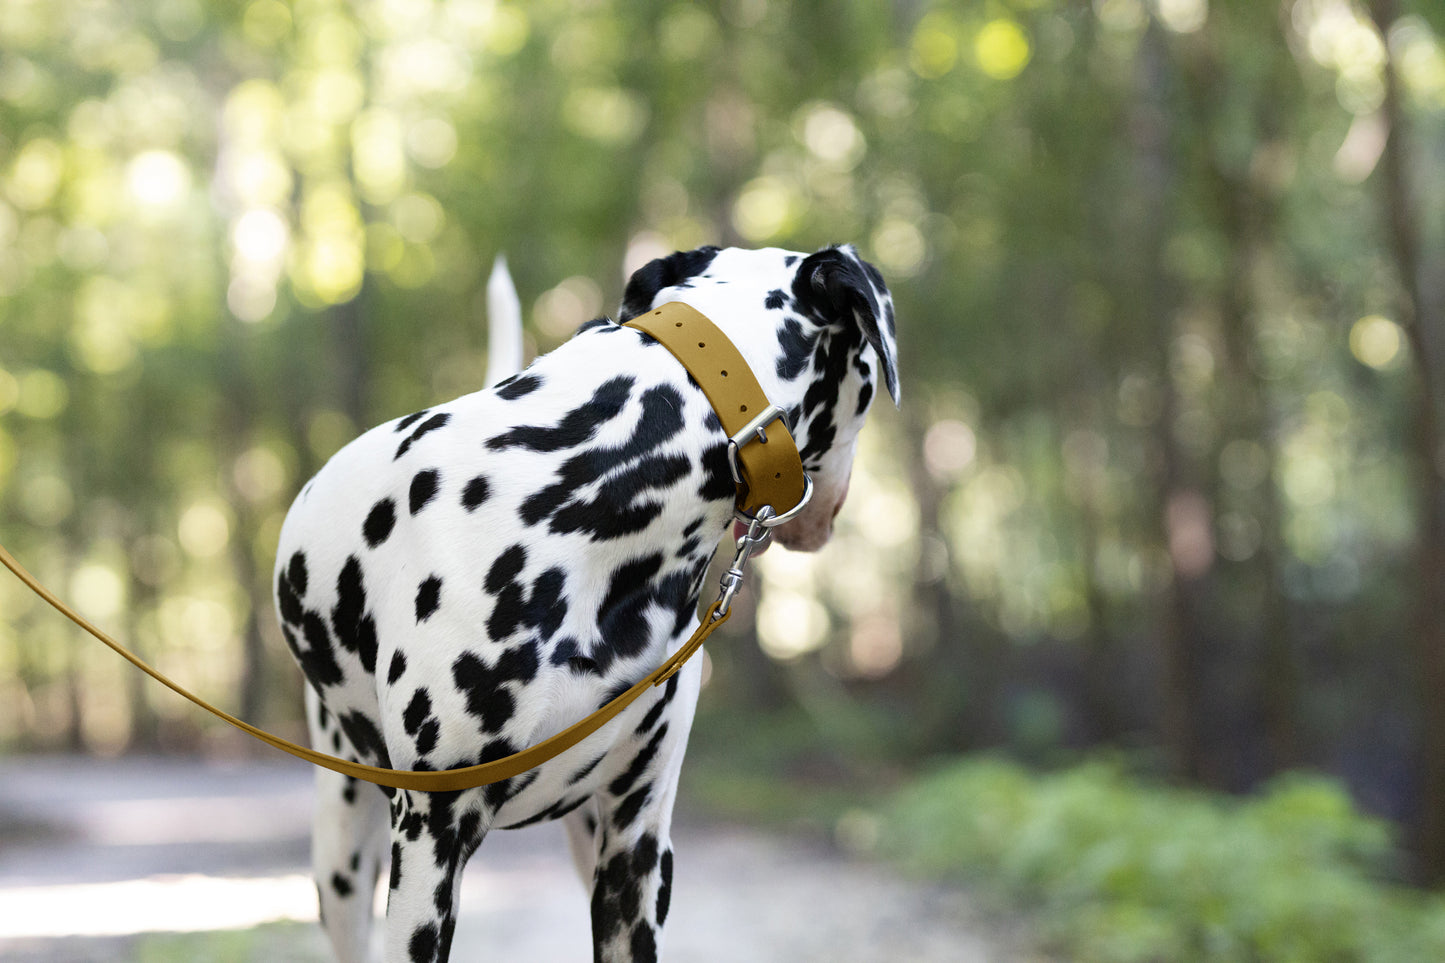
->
[725,404,790,485]
[727,404,813,525]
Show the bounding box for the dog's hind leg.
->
[308,688,390,963]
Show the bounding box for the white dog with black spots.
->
[273,244,899,963]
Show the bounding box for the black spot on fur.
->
[527,568,567,640]
[549,636,579,665]
[487,377,633,453]
[775,317,817,381]
[658,849,673,925]
[597,553,664,665]
[277,566,304,626]
[495,373,542,400]
[632,832,660,875]
[408,922,438,963]
[474,738,523,810]
[403,688,431,734]
[414,720,438,755]
[332,556,378,673]
[452,648,539,732]
[698,441,735,502]
[614,783,652,830]
[415,575,442,623]
[856,380,874,416]
[498,793,591,829]
[284,611,344,688]
[409,469,439,515]
[338,710,391,768]
[519,383,688,536]
[287,551,308,597]
[765,288,788,310]
[570,754,606,785]
[635,676,678,734]
[461,474,490,511]
[395,410,428,433]
[541,458,688,540]
[486,545,527,595]
[388,650,407,684]
[363,499,396,547]
[631,922,659,963]
[610,724,669,797]
[591,850,639,942]
[330,871,353,898]
[395,411,451,460]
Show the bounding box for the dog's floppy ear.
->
[619,246,722,322]
[793,245,900,405]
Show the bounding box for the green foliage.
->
[886,758,1445,962]
[134,922,325,962]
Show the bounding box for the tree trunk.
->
[1370,0,1445,883]
[1131,22,1210,782]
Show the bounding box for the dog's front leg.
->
[384,789,481,963]
[588,696,692,962]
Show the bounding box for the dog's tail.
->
[485,253,524,387]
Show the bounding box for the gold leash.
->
[0,302,807,793]
[0,541,729,791]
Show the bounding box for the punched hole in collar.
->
[740,404,748,413]
[720,369,728,377]
[698,341,706,348]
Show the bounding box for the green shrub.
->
[886,757,1445,962]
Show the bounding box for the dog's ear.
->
[793,245,900,405]
[619,246,722,322]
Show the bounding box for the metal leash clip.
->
[712,506,775,621]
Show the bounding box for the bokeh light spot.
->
[923,419,977,480]
[179,501,232,559]
[7,138,64,210]
[732,177,798,242]
[910,13,959,79]
[1350,314,1403,370]
[975,19,1031,80]
[126,150,190,208]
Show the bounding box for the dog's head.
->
[620,244,899,552]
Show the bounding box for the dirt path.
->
[0,756,1036,962]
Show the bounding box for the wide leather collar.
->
[625,302,809,519]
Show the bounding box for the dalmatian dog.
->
[272,243,899,963]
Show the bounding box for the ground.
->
[0,754,1040,962]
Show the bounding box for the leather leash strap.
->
[0,540,726,792]
[0,301,803,792]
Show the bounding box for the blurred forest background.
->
[4,0,1445,947]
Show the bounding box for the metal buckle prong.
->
[726,404,790,485]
